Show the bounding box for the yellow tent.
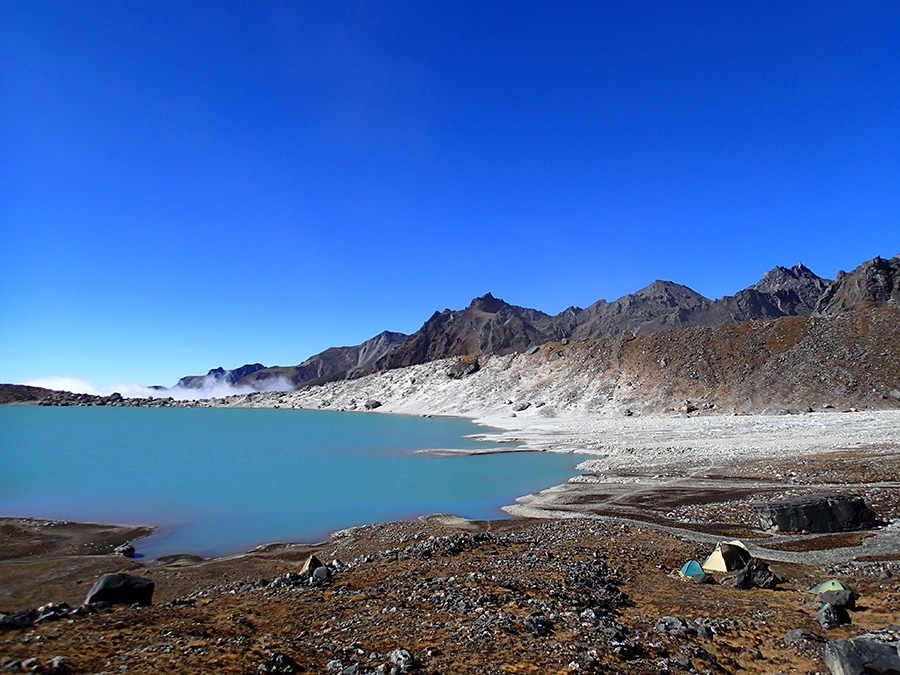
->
[702,540,751,573]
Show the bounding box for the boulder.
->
[818,603,851,630]
[754,493,879,533]
[447,360,479,379]
[364,400,382,410]
[785,628,825,646]
[819,589,857,610]
[114,542,136,558]
[733,559,780,590]
[824,636,900,675]
[691,573,717,585]
[84,573,154,606]
[300,555,323,574]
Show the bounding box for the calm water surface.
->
[0,407,578,557]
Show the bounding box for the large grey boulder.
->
[824,636,900,675]
[754,493,879,533]
[734,558,780,590]
[84,573,154,606]
[818,603,851,630]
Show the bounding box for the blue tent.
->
[679,560,705,578]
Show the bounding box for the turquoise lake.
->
[0,407,578,558]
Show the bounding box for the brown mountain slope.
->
[277,305,900,417]
[236,330,409,388]
[376,264,833,372]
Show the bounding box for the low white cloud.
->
[166,375,295,400]
[22,375,295,401]
[23,376,101,395]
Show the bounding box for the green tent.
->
[806,579,853,594]
[679,560,705,578]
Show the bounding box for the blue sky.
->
[2,2,899,391]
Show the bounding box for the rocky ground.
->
[2,511,900,675]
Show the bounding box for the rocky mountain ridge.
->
[170,254,897,393]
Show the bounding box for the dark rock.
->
[818,603,851,630]
[114,542,136,558]
[20,659,39,671]
[785,628,825,646]
[388,648,417,672]
[312,565,332,584]
[447,360,479,379]
[824,636,900,675]
[734,559,780,590]
[300,555,323,574]
[524,612,554,636]
[35,603,71,623]
[46,656,69,674]
[0,609,38,630]
[819,589,857,610]
[513,402,531,411]
[364,400,382,410]
[691,574,717,585]
[754,492,879,533]
[84,573,154,607]
[258,650,299,674]
[656,616,695,637]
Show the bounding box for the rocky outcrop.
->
[754,493,879,533]
[817,255,900,315]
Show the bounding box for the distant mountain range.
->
[173,254,899,392]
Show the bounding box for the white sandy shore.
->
[207,356,900,564]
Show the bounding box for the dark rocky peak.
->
[177,363,267,389]
[468,292,508,314]
[816,255,900,315]
[629,280,709,307]
[753,263,830,295]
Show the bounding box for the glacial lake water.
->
[0,407,578,558]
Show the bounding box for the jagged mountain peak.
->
[468,292,509,313]
[753,263,828,294]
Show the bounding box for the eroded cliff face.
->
[816,255,900,315]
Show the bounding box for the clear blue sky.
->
[3,2,899,391]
